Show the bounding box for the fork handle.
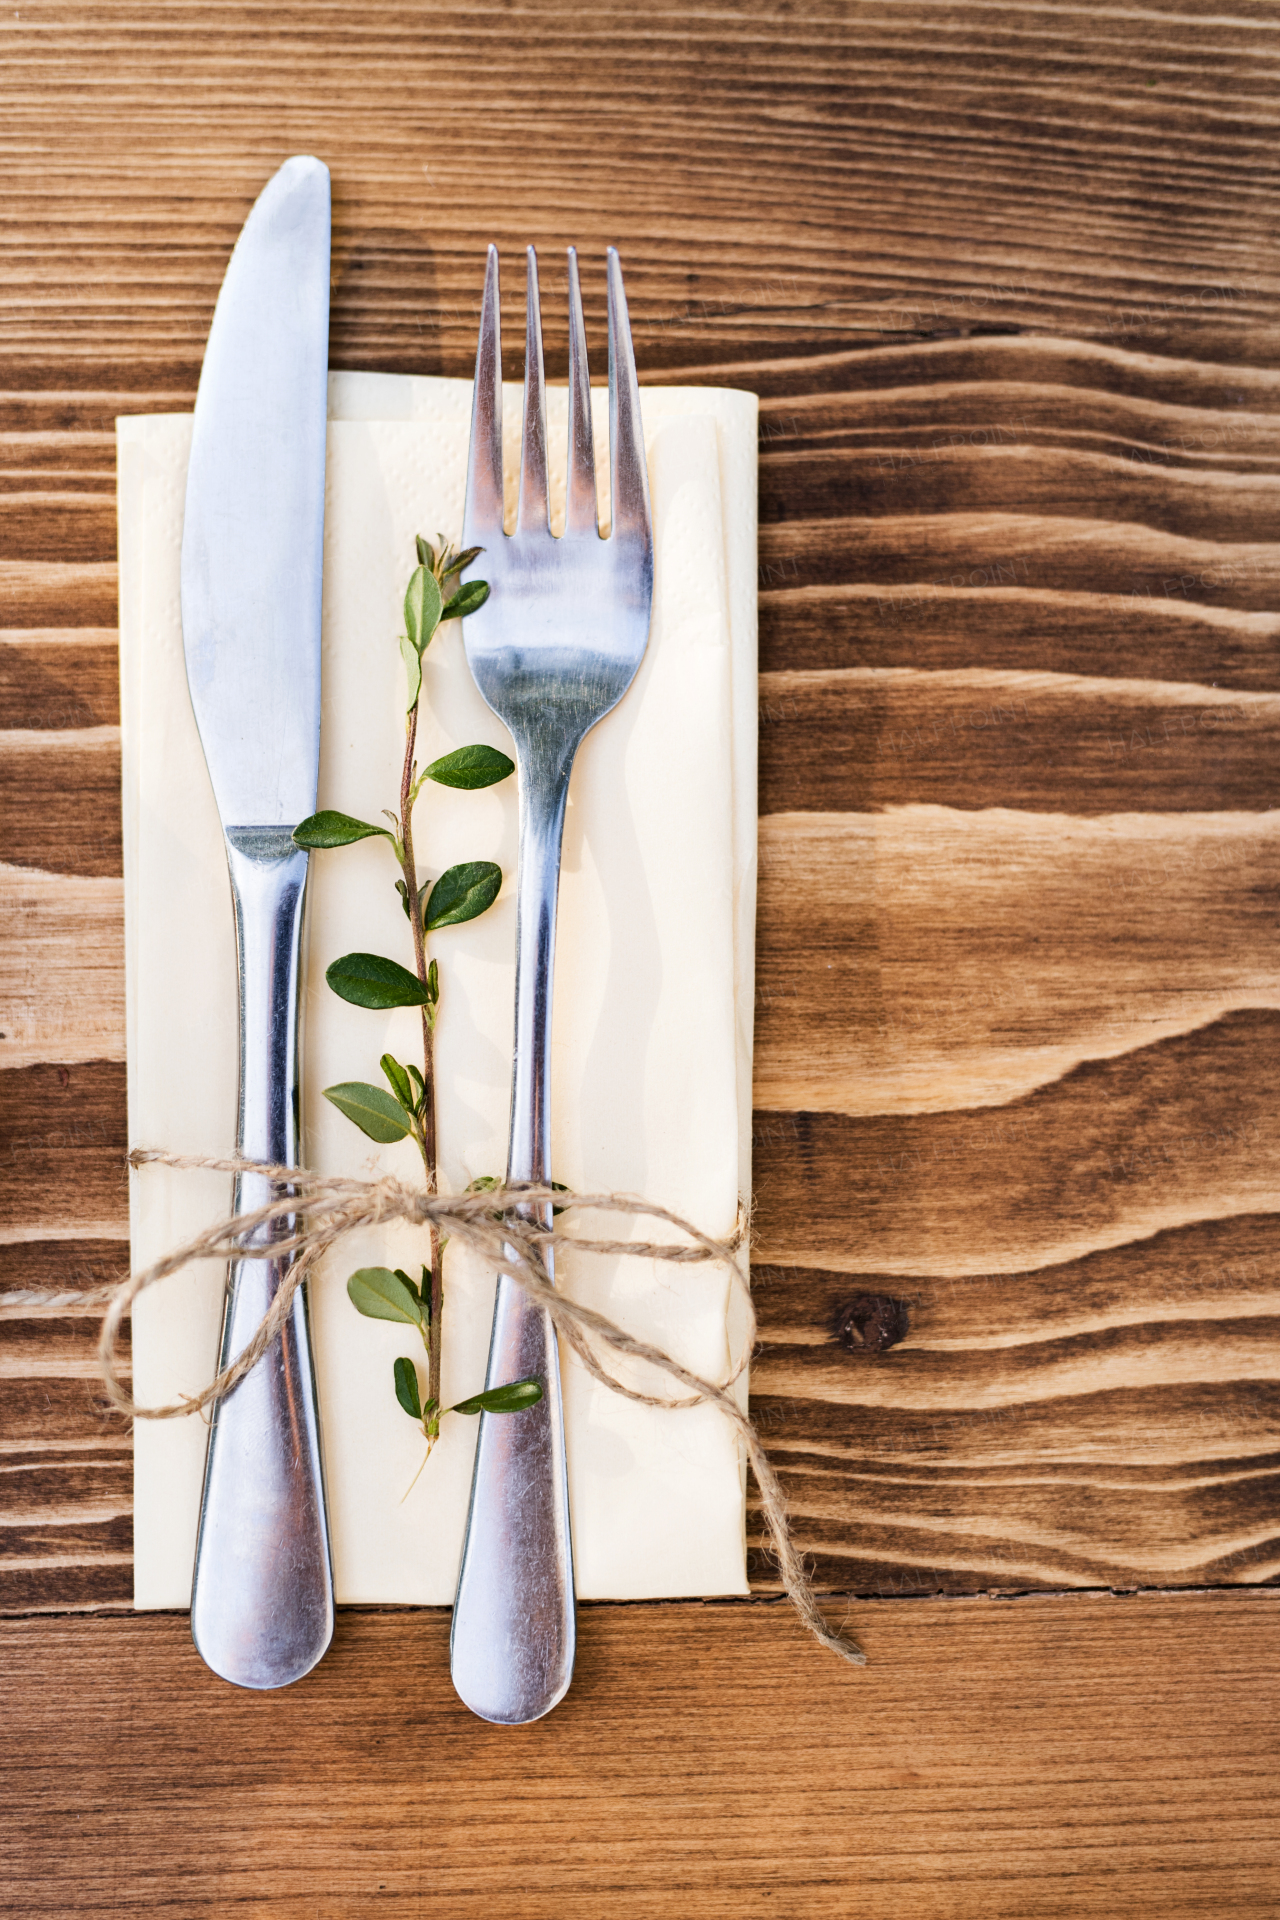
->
[451,741,577,1724]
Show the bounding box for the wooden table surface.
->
[4,4,1280,1912]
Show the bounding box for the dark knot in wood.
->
[835,1293,910,1354]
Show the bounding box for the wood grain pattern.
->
[0,562,117,627]
[752,1212,1280,1593]
[0,634,119,729]
[0,1062,128,1241]
[759,581,1280,685]
[0,866,123,1069]
[5,3,1280,1902]
[755,1012,1280,1275]
[759,671,1280,816]
[0,731,121,877]
[6,5,1280,377]
[7,321,1280,1604]
[4,1595,1280,1918]
[755,809,1280,1115]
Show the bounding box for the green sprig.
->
[290,533,540,1479]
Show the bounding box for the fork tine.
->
[518,246,550,533]
[606,248,651,544]
[464,244,503,539]
[565,247,598,537]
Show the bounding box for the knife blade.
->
[180,154,334,1689]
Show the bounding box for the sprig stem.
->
[398,687,444,1414]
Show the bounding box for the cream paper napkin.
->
[118,372,757,1607]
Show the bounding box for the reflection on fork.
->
[449,245,654,1725]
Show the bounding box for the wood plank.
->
[0,1513,131,1561]
[760,582,1280,686]
[750,1432,1280,1593]
[0,1061,128,1238]
[744,334,1280,408]
[0,1315,123,1379]
[0,1232,132,1608]
[0,730,122,877]
[747,341,1280,689]
[0,429,116,479]
[755,809,1280,1116]
[0,1378,130,1452]
[751,1209,1280,1593]
[754,1211,1280,1355]
[762,511,1280,609]
[6,5,1280,383]
[763,443,1280,546]
[3,1596,1279,1918]
[0,633,120,729]
[0,562,117,628]
[0,1236,129,1301]
[759,669,1280,816]
[753,1010,1280,1278]
[0,391,193,434]
[0,865,124,1070]
[0,492,115,562]
[755,340,1280,432]
[0,1560,132,1612]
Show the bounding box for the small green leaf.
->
[293,810,393,851]
[440,580,490,622]
[425,861,503,930]
[347,1266,424,1326]
[386,1267,431,1321]
[404,565,443,654]
[465,1173,503,1219]
[463,1173,566,1217]
[399,632,422,711]
[451,1377,544,1417]
[327,952,432,1009]
[406,1060,426,1110]
[440,543,483,580]
[424,743,513,790]
[324,1082,414,1143]
[380,1053,414,1113]
[424,961,439,1008]
[415,534,437,571]
[393,1355,423,1420]
[416,1266,433,1322]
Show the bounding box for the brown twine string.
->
[12,1147,866,1668]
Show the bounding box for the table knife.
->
[180,154,334,1689]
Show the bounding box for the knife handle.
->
[190,827,334,1690]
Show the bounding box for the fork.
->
[449,243,654,1724]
